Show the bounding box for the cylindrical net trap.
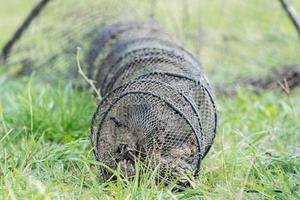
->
[89,21,217,185]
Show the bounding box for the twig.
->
[76,47,101,100]
[0,0,51,64]
[279,0,300,38]
[245,189,283,193]
[0,129,14,144]
[278,78,290,94]
[237,157,256,200]
[150,0,157,19]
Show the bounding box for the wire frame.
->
[93,90,201,180]
[85,21,179,80]
[96,37,204,95]
[89,21,217,183]
[136,72,217,157]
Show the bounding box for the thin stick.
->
[150,0,157,19]
[0,0,51,64]
[76,47,101,100]
[279,0,300,38]
[237,157,256,200]
[0,129,13,144]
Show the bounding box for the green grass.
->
[1,0,300,199]
[1,78,299,199]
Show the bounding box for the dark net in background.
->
[2,0,299,85]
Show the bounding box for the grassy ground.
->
[1,0,300,199]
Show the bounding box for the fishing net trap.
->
[2,0,299,186]
[89,21,217,184]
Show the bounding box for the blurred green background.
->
[1,0,300,83]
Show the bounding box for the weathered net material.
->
[90,22,217,182]
[86,21,180,81]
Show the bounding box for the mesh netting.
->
[96,36,206,96]
[90,22,217,183]
[85,21,180,80]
